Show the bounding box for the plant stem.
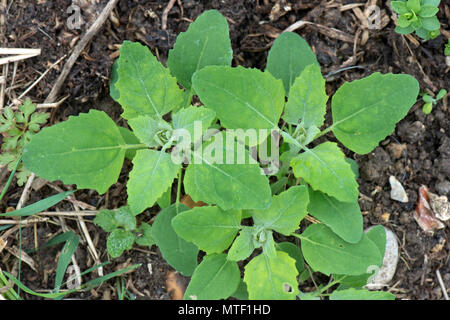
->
[121,143,147,150]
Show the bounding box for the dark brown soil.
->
[0,0,449,300]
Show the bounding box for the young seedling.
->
[22,10,419,300]
[391,0,441,40]
[445,39,450,56]
[421,88,447,114]
[93,206,154,258]
[0,99,49,185]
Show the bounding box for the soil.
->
[0,0,449,300]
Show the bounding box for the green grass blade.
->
[0,190,76,217]
[53,231,80,292]
[3,271,77,299]
[0,155,22,202]
[84,264,141,288]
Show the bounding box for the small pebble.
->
[435,180,450,195]
[389,176,409,203]
[365,227,399,290]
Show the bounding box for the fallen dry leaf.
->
[165,271,188,300]
[181,195,207,209]
[414,186,445,235]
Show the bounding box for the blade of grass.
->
[0,190,76,217]
[0,155,22,203]
[0,269,21,300]
[4,263,141,299]
[53,231,80,292]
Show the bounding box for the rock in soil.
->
[365,227,399,290]
[389,175,409,203]
[435,180,450,195]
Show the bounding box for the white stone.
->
[389,175,409,203]
[365,226,399,290]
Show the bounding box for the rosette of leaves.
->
[93,206,154,258]
[391,0,441,40]
[22,10,419,300]
[0,99,49,185]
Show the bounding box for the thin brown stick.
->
[162,0,177,31]
[45,0,120,104]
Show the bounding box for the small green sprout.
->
[0,99,49,185]
[422,88,447,114]
[445,39,450,56]
[93,206,155,258]
[391,0,441,40]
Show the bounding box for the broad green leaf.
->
[23,110,126,194]
[127,116,170,148]
[192,66,285,133]
[276,241,305,274]
[330,288,395,300]
[394,25,415,34]
[391,1,409,14]
[291,142,359,203]
[244,251,299,300]
[172,106,216,139]
[184,135,272,210]
[118,126,140,160]
[421,16,440,30]
[156,187,172,209]
[301,224,382,276]
[107,229,135,258]
[345,158,359,179]
[366,225,387,258]
[110,59,120,100]
[152,204,198,276]
[227,227,255,261]
[232,279,249,300]
[421,0,440,6]
[172,206,241,254]
[167,10,232,89]
[127,150,180,214]
[114,41,183,120]
[419,4,439,17]
[135,222,155,246]
[252,185,309,235]
[184,254,240,300]
[335,225,387,287]
[307,189,363,243]
[283,64,328,128]
[407,0,421,12]
[266,32,319,95]
[331,72,419,154]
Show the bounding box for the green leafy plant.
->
[0,99,49,185]
[93,206,154,258]
[421,88,447,114]
[391,0,441,40]
[21,10,419,300]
